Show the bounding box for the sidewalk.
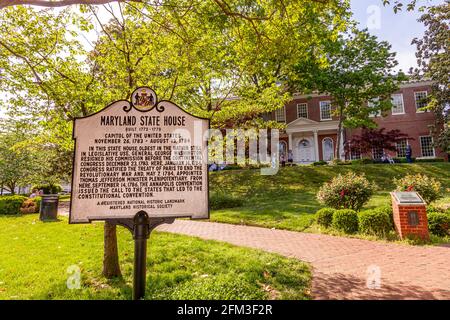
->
[157,220,450,299]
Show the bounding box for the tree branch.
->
[0,0,141,9]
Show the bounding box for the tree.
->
[0,1,351,277]
[293,28,405,159]
[345,128,410,159]
[411,2,449,153]
[0,0,141,9]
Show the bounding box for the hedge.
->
[332,209,358,234]
[0,195,27,215]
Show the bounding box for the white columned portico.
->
[288,133,293,152]
[313,130,319,161]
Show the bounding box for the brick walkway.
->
[156,220,450,300]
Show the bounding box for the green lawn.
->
[209,163,450,232]
[0,214,311,300]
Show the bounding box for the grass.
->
[0,214,311,300]
[209,163,450,235]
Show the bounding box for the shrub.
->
[332,209,358,234]
[0,195,27,215]
[316,208,335,228]
[210,193,244,210]
[313,160,327,166]
[358,209,393,237]
[20,199,39,214]
[427,212,450,237]
[351,158,373,165]
[394,173,442,204]
[415,158,444,163]
[31,184,62,195]
[317,172,373,211]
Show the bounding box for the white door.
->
[298,139,313,162]
[322,138,334,161]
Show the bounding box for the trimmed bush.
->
[210,193,244,210]
[415,158,445,163]
[0,195,27,215]
[332,209,358,234]
[358,209,393,237]
[19,199,39,214]
[316,208,335,228]
[31,184,62,195]
[394,173,442,204]
[317,172,373,211]
[351,158,373,165]
[313,160,327,166]
[427,212,450,237]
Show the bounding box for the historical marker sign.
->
[70,87,209,223]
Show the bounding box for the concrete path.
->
[58,203,450,299]
[157,220,450,300]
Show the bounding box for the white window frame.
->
[322,137,334,161]
[296,103,308,119]
[419,136,435,158]
[414,91,428,113]
[396,138,409,158]
[391,94,405,115]
[372,146,384,160]
[368,97,381,118]
[275,106,286,123]
[319,101,332,121]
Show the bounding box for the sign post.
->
[70,87,209,299]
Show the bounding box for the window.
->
[396,139,408,157]
[420,136,435,157]
[350,148,361,160]
[391,94,405,115]
[275,106,286,122]
[372,146,384,160]
[320,101,332,120]
[368,98,381,117]
[414,91,428,111]
[297,103,308,118]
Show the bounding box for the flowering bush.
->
[394,174,442,204]
[316,172,373,211]
[332,209,359,234]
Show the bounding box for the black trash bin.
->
[39,194,59,221]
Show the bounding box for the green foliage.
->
[351,158,374,165]
[0,195,27,215]
[294,28,404,157]
[210,193,244,210]
[358,209,393,237]
[414,158,445,163]
[313,160,328,166]
[332,209,359,234]
[31,184,62,195]
[317,172,374,210]
[316,208,335,228]
[394,173,442,203]
[427,212,450,237]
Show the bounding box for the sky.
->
[350,0,441,72]
[0,0,442,118]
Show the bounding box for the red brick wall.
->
[345,85,447,160]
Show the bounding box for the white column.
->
[288,133,293,152]
[339,129,345,160]
[313,130,319,161]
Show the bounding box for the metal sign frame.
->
[69,87,210,299]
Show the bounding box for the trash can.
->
[39,194,59,221]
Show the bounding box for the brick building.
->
[271,80,448,163]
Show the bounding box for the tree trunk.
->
[102,221,122,278]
